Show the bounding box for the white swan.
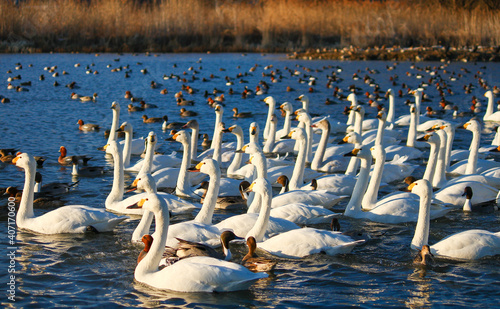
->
[483,90,500,122]
[449,119,500,174]
[225,124,248,177]
[215,178,299,241]
[296,110,314,163]
[210,104,223,149]
[344,147,451,223]
[410,179,500,260]
[152,130,205,197]
[182,119,199,162]
[13,153,127,234]
[310,118,348,173]
[107,102,145,156]
[275,102,294,139]
[131,193,267,292]
[248,177,364,258]
[104,140,198,215]
[262,114,295,155]
[162,159,223,247]
[262,96,276,140]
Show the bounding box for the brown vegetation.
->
[1,0,499,55]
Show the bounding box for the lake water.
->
[0,53,499,308]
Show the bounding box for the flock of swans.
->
[3,57,500,296]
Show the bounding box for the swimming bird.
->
[77,119,100,131]
[142,115,163,123]
[242,236,277,272]
[12,153,127,234]
[232,107,253,118]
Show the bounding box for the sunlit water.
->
[0,53,499,308]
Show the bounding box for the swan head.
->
[214,104,223,113]
[171,130,190,144]
[246,177,272,195]
[344,147,370,159]
[311,118,329,130]
[463,119,480,132]
[182,119,199,130]
[103,141,119,155]
[111,101,120,112]
[417,133,439,144]
[376,110,387,121]
[189,158,219,175]
[347,93,357,105]
[12,152,35,170]
[385,88,393,97]
[249,122,259,136]
[339,132,361,145]
[118,122,132,133]
[279,102,293,113]
[484,90,493,99]
[288,127,306,141]
[263,96,275,106]
[127,194,166,215]
[130,174,157,193]
[408,179,432,197]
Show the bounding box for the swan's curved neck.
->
[345,153,371,217]
[423,140,439,182]
[375,117,386,147]
[246,185,272,242]
[107,108,119,144]
[444,127,455,172]
[18,160,36,222]
[311,123,330,171]
[466,127,480,175]
[211,113,222,149]
[175,138,193,197]
[463,198,472,212]
[106,146,124,206]
[194,166,220,224]
[190,126,199,161]
[263,120,277,153]
[485,94,494,117]
[407,109,417,147]
[263,101,275,140]
[411,185,431,250]
[136,197,169,275]
[361,149,385,210]
[432,130,447,188]
[282,111,292,136]
[212,128,224,165]
[138,138,156,176]
[227,130,244,175]
[354,111,363,134]
[300,114,313,164]
[247,153,267,213]
[123,128,132,167]
[345,141,362,176]
[387,94,395,125]
[289,136,306,190]
[414,93,422,127]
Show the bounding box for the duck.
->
[128,103,144,112]
[483,90,500,122]
[410,179,500,260]
[232,107,253,118]
[413,245,435,266]
[242,236,277,272]
[34,172,79,196]
[4,186,65,209]
[71,157,105,177]
[142,115,163,123]
[12,153,127,234]
[161,115,184,130]
[201,133,212,149]
[58,146,92,166]
[163,230,243,265]
[198,180,249,210]
[0,149,18,163]
[176,98,195,106]
[79,93,98,102]
[137,235,154,264]
[77,119,100,131]
[179,108,198,117]
[462,186,499,213]
[130,193,267,292]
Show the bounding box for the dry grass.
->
[0,0,499,53]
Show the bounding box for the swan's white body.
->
[344,147,451,223]
[133,192,266,292]
[410,179,500,260]
[13,153,127,234]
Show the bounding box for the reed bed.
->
[1,0,499,53]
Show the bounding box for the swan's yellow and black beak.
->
[344,148,360,157]
[244,181,256,193]
[127,198,147,209]
[407,182,417,191]
[126,178,140,193]
[188,161,204,172]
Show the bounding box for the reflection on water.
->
[0,53,499,307]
